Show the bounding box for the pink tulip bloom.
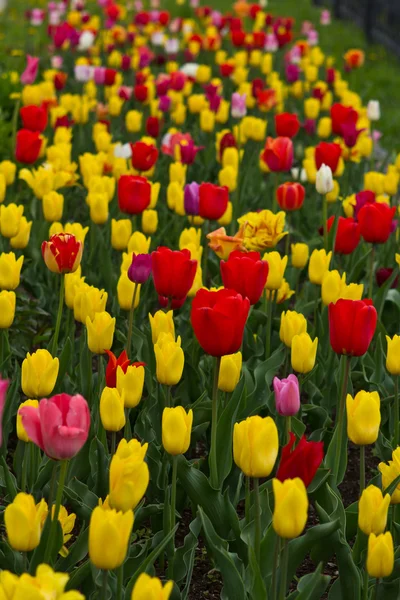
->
[20,393,90,460]
[231,92,247,119]
[320,10,331,25]
[273,374,300,417]
[20,55,39,85]
[0,377,9,447]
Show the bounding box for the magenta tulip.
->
[273,374,300,416]
[20,55,39,85]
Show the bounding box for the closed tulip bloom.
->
[22,349,59,398]
[366,532,394,579]
[42,233,83,274]
[42,191,64,222]
[358,202,396,244]
[308,249,332,285]
[272,478,308,538]
[0,291,16,328]
[379,448,400,503]
[262,137,294,172]
[326,216,360,255]
[386,335,400,375]
[89,506,134,570]
[100,387,125,432]
[233,416,279,477]
[0,252,24,290]
[142,209,158,234]
[274,374,300,416]
[17,399,39,442]
[316,164,334,195]
[152,247,197,302]
[0,204,24,238]
[276,433,324,487]
[275,113,300,138]
[118,175,151,215]
[155,333,184,386]
[5,493,47,551]
[149,310,175,345]
[15,129,42,164]
[117,272,141,311]
[20,393,90,460]
[10,216,32,250]
[276,182,305,211]
[220,250,269,305]
[346,391,381,445]
[162,406,193,455]
[291,333,318,373]
[0,160,17,185]
[264,252,287,290]
[86,311,115,354]
[131,141,158,172]
[218,352,242,392]
[131,573,173,600]
[329,299,377,356]
[280,311,307,348]
[359,485,390,535]
[111,219,132,250]
[291,243,309,269]
[199,182,229,221]
[128,253,152,284]
[315,142,341,173]
[74,285,107,323]
[116,364,145,408]
[321,270,346,306]
[89,192,108,225]
[109,438,149,512]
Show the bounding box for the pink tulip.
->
[20,55,39,85]
[0,377,9,447]
[231,93,247,119]
[20,393,90,460]
[273,374,300,417]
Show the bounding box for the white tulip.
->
[316,164,334,195]
[367,100,380,122]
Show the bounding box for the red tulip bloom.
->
[104,68,117,86]
[276,432,324,488]
[330,103,358,136]
[376,268,399,289]
[358,202,396,244]
[261,137,293,172]
[15,129,42,164]
[329,299,377,356]
[54,72,67,91]
[199,182,229,221]
[146,116,161,138]
[118,175,151,214]
[20,105,48,132]
[327,216,360,255]
[42,233,83,274]
[134,84,148,103]
[315,141,341,173]
[130,141,159,172]
[191,288,250,356]
[275,113,300,138]
[105,350,130,388]
[220,251,269,305]
[219,132,237,160]
[277,182,305,211]
[152,247,197,301]
[220,63,235,78]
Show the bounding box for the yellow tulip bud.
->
[272,478,308,539]
[358,485,390,535]
[366,532,394,579]
[162,406,193,455]
[154,333,184,386]
[196,65,211,84]
[222,147,239,171]
[291,243,309,269]
[291,333,318,374]
[89,506,134,570]
[233,416,278,477]
[0,252,24,290]
[4,493,47,551]
[341,282,363,301]
[263,252,287,290]
[321,270,346,306]
[200,109,215,132]
[17,399,39,442]
[0,204,24,238]
[364,172,385,195]
[89,192,109,225]
[74,284,107,323]
[10,217,32,250]
[111,219,132,251]
[109,439,149,512]
[0,290,15,328]
[64,222,89,243]
[0,160,16,185]
[131,573,173,600]
[304,98,320,120]
[346,391,380,445]
[42,191,64,222]
[128,231,151,254]
[142,209,158,234]
[117,272,141,311]
[100,387,125,432]
[149,310,175,344]
[308,249,332,285]
[218,352,242,392]
[86,311,115,354]
[22,349,59,398]
[149,182,160,208]
[169,162,187,186]
[379,448,400,504]
[116,364,145,408]
[317,117,332,138]
[218,166,237,192]
[279,311,307,348]
[386,335,400,375]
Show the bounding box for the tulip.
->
[291,243,309,269]
[155,333,184,386]
[280,310,307,348]
[233,416,279,477]
[0,204,24,238]
[111,219,132,250]
[218,352,242,393]
[326,216,360,255]
[291,333,318,374]
[220,250,269,305]
[346,391,381,445]
[315,142,341,173]
[329,299,377,356]
[184,182,200,215]
[117,272,141,312]
[20,393,90,460]
[273,374,300,417]
[100,387,125,432]
[162,406,193,455]
[272,478,308,539]
[261,136,293,172]
[308,249,332,285]
[367,100,380,121]
[4,493,47,551]
[142,209,158,234]
[21,349,59,398]
[0,252,24,290]
[359,485,390,535]
[275,113,300,138]
[89,192,108,225]
[358,202,396,244]
[109,439,149,511]
[131,574,173,600]
[116,363,145,408]
[237,209,287,251]
[199,182,229,221]
[231,92,247,119]
[316,164,334,195]
[321,270,346,306]
[276,432,324,487]
[10,216,32,250]
[276,182,305,211]
[149,310,175,345]
[131,141,158,172]
[15,129,42,164]
[74,285,107,323]
[42,234,83,274]
[20,104,47,132]
[386,335,400,376]
[42,191,64,223]
[152,247,197,303]
[86,311,115,354]
[89,506,134,570]
[105,350,131,388]
[207,225,246,260]
[17,399,38,442]
[264,252,287,290]
[118,175,151,215]
[0,291,15,328]
[366,532,394,579]
[128,253,152,284]
[20,55,39,85]
[379,448,400,503]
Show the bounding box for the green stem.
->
[394,376,399,448]
[373,578,379,600]
[368,245,375,299]
[253,477,261,565]
[284,213,291,257]
[0,453,17,499]
[245,476,250,524]
[322,195,328,251]
[12,97,21,155]
[165,385,171,408]
[168,456,178,579]
[51,274,65,357]
[360,445,365,493]
[111,432,116,456]
[21,443,30,493]
[101,570,109,600]
[209,356,221,489]
[272,172,279,213]
[272,537,281,600]
[286,416,292,445]
[333,355,351,482]
[265,290,274,360]
[362,568,369,600]
[44,460,68,564]
[126,282,138,358]
[116,564,123,600]
[278,539,289,600]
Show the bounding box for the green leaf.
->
[56,337,72,388]
[88,437,108,499]
[55,527,88,572]
[296,563,330,599]
[65,560,91,591]
[216,377,245,488]
[173,515,201,596]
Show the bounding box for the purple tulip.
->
[128,253,152,284]
[273,374,300,417]
[285,64,300,83]
[184,182,200,216]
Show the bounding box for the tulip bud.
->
[272,478,308,539]
[308,249,332,285]
[162,406,193,455]
[273,374,300,416]
[0,204,24,238]
[0,252,24,290]
[116,364,145,408]
[131,574,173,600]
[109,439,149,511]
[366,532,394,579]
[10,217,33,249]
[263,252,287,290]
[231,92,247,119]
[89,505,134,570]
[86,311,115,354]
[359,485,390,535]
[291,333,318,374]
[367,100,380,122]
[142,209,158,234]
[100,387,125,431]
[316,163,334,195]
[17,399,39,442]
[321,270,346,306]
[4,493,47,551]
[42,191,64,222]
[117,272,142,311]
[291,243,309,269]
[111,219,132,251]
[22,349,59,398]
[149,309,175,344]
[218,352,242,392]
[0,291,16,328]
[280,310,307,348]
[346,391,381,445]
[386,335,400,376]
[128,253,152,284]
[154,333,184,386]
[233,416,279,477]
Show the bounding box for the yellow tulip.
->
[0,204,24,238]
[88,192,109,225]
[117,272,141,311]
[73,284,107,323]
[169,162,187,186]
[142,209,158,234]
[0,160,16,185]
[218,352,242,393]
[280,311,307,348]
[233,416,279,477]
[109,439,149,512]
[162,406,193,455]
[321,270,346,306]
[346,391,380,445]
[100,387,125,432]
[366,532,394,578]
[111,219,132,251]
[272,478,308,539]
[0,291,15,328]
[358,485,390,535]
[154,333,184,386]
[386,335,400,375]
[22,349,59,398]
[126,110,142,133]
[128,231,151,254]
[200,108,215,132]
[89,505,134,570]
[86,311,115,354]
[42,191,64,222]
[179,227,202,251]
[4,493,47,551]
[291,243,309,269]
[17,399,39,442]
[131,573,173,600]
[304,97,320,120]
[379,448,400,503]
[263,252,287,290]
[116,364,145,408]
[308,249,332,285]
[291,333,318,374]
[10,217,33,249]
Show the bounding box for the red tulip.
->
[191,288,250,356]
[20,105,48,132]
[275,113,300,138]
[42,233,83,274]
[219,132,237,160]
[118,175,151,214]
[105,350,131,388]
[146,116,161,138]
[330,103,358,136]
[276,432,324,487]
[104,68,117,86]
[134,84,148,103]
[329,299,377,356]
[220,250,269,305]
[315,141,341,173]
[326,216,360,255]
[130,141,159,172]
[15,129,42,164]
[54,72,67,91]
[277,182,305,211]
[261,137,293,172]
[152,247,197,302]
[199,182,229,221]
[358,202,396,244]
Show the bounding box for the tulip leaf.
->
[296,562,330,599]
[65,560,91,591]
[245,545,268,600]
[344,501,359,541]
[63,481,98,521]
[55,527,89,571]
[55,336,72,390]
[88,437,108,499]
[29,516,64,573]
[308,468,331,495]
[0,454,17,500]
[375,269,400,319]
[216,377,245,488]
[325,413,348,486]
[173,515,201,591]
